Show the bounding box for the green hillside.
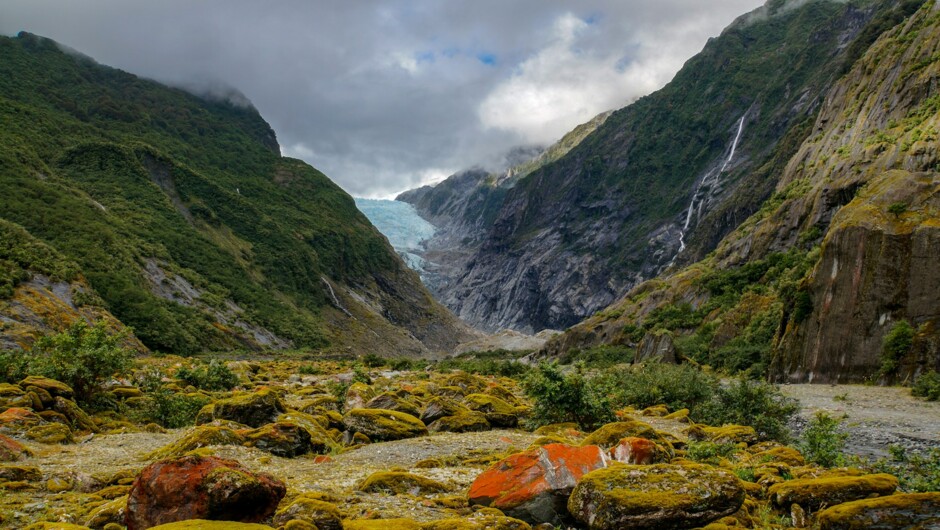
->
[0,32,469,355]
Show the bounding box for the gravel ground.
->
[779,384,940,458]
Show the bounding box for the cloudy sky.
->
[1,1,764,198]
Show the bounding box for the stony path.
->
[780,384,940,458]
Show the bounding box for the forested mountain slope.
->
[0,32,473,356]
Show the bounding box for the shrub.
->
[175,359,239,391]
[560,345,633,368]
[880,320,915,377]
[887,201,908,218]
[696,378,798,443]
[28,321,134,404]
[861,446,940,493]
[299,364,322,375]
[912,370,940,401]
[0,350,28,384]
[522,362,614,430]
[362,353,386,368]
[687,441,740,464]
[799,411,848,467]
[598,362,720,413]
[134,389,211,428]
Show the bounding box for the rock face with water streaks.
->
[400,1,892,334]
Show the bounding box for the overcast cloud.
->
[1,1,763,197]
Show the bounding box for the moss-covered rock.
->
[420,397,470,424]
[357,471,450,495]
[272,494,342,530]
[211,388,286,428]
[609,437,670,465]
[0,432,31,461]
[297,394,341,414]
[428,411,490,433]
[83,495,126,529]
[420,514,530,530]
[463,394,518,428]
[18,376,74,399]
[147,522,274,530]
[342,408,427,441]
[52,396,98,433]
[25,422,73,444]
[244,421,320,458]
[0,406,43,430]
[748,445,805,467]
[344,519,422,530]
[344,382,375,410]
[815,492,940,530]
[687,424,758,445]
[0,463,41,481]
[580,421,670,449]
[767,473,899,510]
[365,392,421,417]
[146,425,244,460]
[567,462,745,530]
[23,523,93,530]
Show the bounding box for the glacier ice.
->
[355,198,437,276]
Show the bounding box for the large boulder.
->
[463,393,518,428]
[52,396,98,433]
[815,492,940,530]
[0,433,31,461]
[420,397,470,424]
[125,455,285,530]
[210,388,286,428]
[609,437,670,465]
[146,426,244,460]
[428,411,490,433]
[342,408,427,441]
[244,422,319,458]
[567,462,745,530]
[18,376,74,400]
[272,494,342,530]
[580,421,671,449]
[767,474,898,511]
[364,392,421,417]
[468,443,609,525]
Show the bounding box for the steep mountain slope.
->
[543,0,940,383]
[447,0,919,333]
[0,32,473,356]
[397,112,611,302]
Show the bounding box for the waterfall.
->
[676,113,747,254]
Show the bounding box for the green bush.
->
[0,350,28,384]
[687,441,740,464]
[598,362,720,413]
[860,446,940,493]
[559,345,633,368]
[362,354,387,368]
[912,370,940,401]
[28,321,134,404]
[798,411,848,467]
[175,359,239,391]
[134,389,211,428]
[880,320,915,377]
[696,378,798,443]
[299,364,322,375]
[522,362,614,430]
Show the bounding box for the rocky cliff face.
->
[397,112,611,312]
[0,33,473,356]
[542,0,940,383]
[442,0,905,334]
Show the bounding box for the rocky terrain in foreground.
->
[1,357,938,530]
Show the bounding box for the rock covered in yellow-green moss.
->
[365,392,421,417]
[342,408,427,441]
[344,519,422,530]
[767,473,898,510]
[146,425,244,460]
[272,494,342,530]
[0,433,31,461]
[25,422,73,444]
[244,421,320,458]
[211,388,286,428]
[463,393,518,427]
[567,462,745,530]
[421,513,531,530]
[18,376,74,400]
[357,471,450,495]
[23,523,92,530]
[428,411,490,433]
[52,396,98,433]
[580,421,670,449]
[420,396,470,424]
[687,424,758,445]
[148,522,274,530]
[297,394,341,414]
[0,463,41,482]
[83,495,127,529]
[344,382,375,410]
[815,492,940,529]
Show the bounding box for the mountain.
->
[0,32,473,356]
[542,0,939,383]
[437,0,922,333]
[397,111,612,305]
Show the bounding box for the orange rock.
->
[610,437,668,465]
[0,433,31,461]
[468,443,609,525]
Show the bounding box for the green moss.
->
[147,521,274,530]
[145,425,244,459]
[343,519,422,530]
[815,492,940,530]
[356,471,450,495]
[768,473,900,510]
[342,408,428,441]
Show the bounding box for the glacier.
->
[355,198,437,275]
